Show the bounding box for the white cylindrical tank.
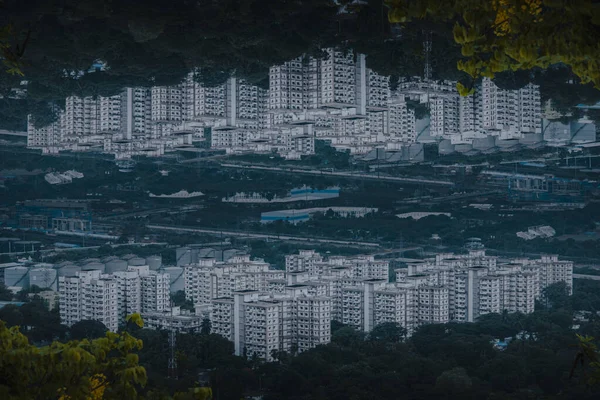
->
[176,247,191,267]
[5,267,30,288]
[163,267,184,293]
[454,143,473,153]
[57,264,82,277]
[145,255,162,270]
[105,259,128,273]
[121,254,137,261]
[438,139,455,155]
[83,262,105,273]
[128,257,146,266]
[29,268,58,291]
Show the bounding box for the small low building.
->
[143,306,204,333]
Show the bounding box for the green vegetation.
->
[387,0,600,94]
[4,280,600,399]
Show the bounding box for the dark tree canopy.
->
[69,319,108,341]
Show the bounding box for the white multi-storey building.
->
[127,265,171,313]
[58,263,171,331]
[178,248,575,359]
[113,270,142,321]
[59,270,119,332]
[211,289,330,361]
[143,306,204,333]
[481,78,541,136]
[184,255,284,306]
[151,86,183,122]
[388,96,417,142]
[429,94,460,139]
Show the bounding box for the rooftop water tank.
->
[83,262,105,273]
[105,259,128,273]
[145,255,162,270]
[162,267,184,293]
[29,268,58,291]
[101,256,119,263]
[5,266,30,288]
[128,257,146,266]
[438,139,455,155]
[57,264,82,277]
[176,247,192,267]
[472,136,496,151]
[454,143,473,153]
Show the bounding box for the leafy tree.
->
[200,318,211,335]
[386,0,600,95]
[0,297,67,343]
[542,281,571,310]
[70,319,109,341]
[369,322,407,342]
[171,290,194,311]
[435,367,473,397]
[0,320,147,399]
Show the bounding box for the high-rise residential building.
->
[269,57,305,111]
[387,96,417,142]
[285,250,324,274]
[26,115,62,153]
[113,270,142,321]
[184,255,284,306]
[59,270,119,332]
[127,265,171,313]
[481,78,541,136]
[211,289,330,361]
[151,86,183,122]
[458,90,483,136]
[321,48,356,108]
[63,96,100,140]
[429,94,460,139]
[99,95,122,133]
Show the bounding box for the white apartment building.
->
[387,96,417,142]
[99,95,122,132]
[184,255,284,306]
[481,78,541,136]
[211,289,330,361]
[321,48,356,108]
[429,94,460,139]
[285,250,324,274]
[58,264,171,331]
[269,57,305,111]
[177,248,574,359]
[151,86,183,122]
[113,270,141,321]
[458,90,483,136]
[27,116,62,152]
[128,265,171,313]
[366,69,390,110]
[59,270,119,332]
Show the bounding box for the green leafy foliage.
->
[386,0,600,94]
[0,320,147,399]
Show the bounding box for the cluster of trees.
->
[387,0,600,95]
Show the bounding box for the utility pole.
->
[423,30,433,106]
[168,301,178,380]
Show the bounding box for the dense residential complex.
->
[26,46,577,160]
[2,247,574,359]
[58,264,170,332]
[181,249,571,359]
